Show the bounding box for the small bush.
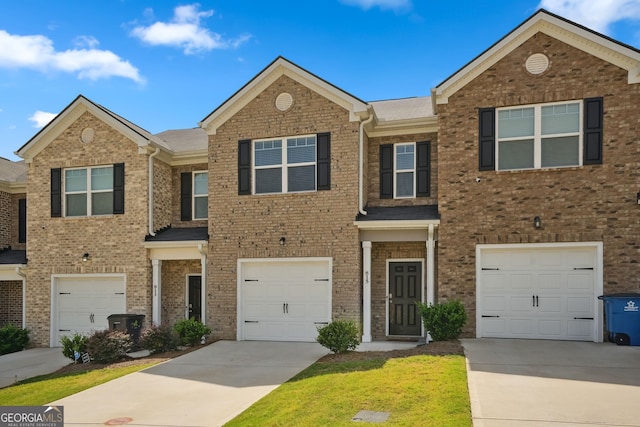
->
[60,333,88,361]
[417,300,467,341]
[0,324,30,355]
[140,324,180,354]
[316,320,360,354]
[86,329,132,363]
[173,319,211,346]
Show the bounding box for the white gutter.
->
[148,147,161,236]
[359,113,375,216]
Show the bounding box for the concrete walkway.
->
[462,339,640,427]
[50,341,329,427]
[0,347,69,388]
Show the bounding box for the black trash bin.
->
[598,294,640,345]
[107,314,145,345]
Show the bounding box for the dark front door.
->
[389,262,422,336]
[188,276,202,322]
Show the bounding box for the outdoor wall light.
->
[279,237,286,245]
[637,192,640,205]
[82,253,90,262]
[534,216,542,229]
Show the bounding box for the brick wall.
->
[437,33,640,336]
[0,191,9,248]
[0,281,22,326]
[24,111,153,346]
[207,75,362,339]
[367,132,439,207]
[153,159,172,232]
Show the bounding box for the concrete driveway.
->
[0,347,69,388]
[50,341,327,427]
[462,338,640,427]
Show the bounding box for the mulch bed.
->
[50,340,464,376]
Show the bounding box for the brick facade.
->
[0,191,10,248]
[161,260,201,326]
[0,281,22,326]
[207,75,362,339]
[24,111,153,346]
[437,33,640,336]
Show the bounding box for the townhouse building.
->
[1,9,639,347]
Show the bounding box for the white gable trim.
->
[434,11,640,105]
[200,57,369,134]
[17,96,168,163]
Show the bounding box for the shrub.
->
[0,324,30,355]
[85,329,132,363]
[316,320,360,354]
[139,324,180,354]
[417,300,467,341]
[173,319,211,346]
[60,333,88,361]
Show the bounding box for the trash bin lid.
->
[598,293,640,300]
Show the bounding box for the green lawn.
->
[0,363,158,406]
[225,354,472,427]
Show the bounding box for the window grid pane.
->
[287,136,316,164]
[541,136,579,167]
[499,139,534,170]
[91,167,113,191]
[194,172,208,195]
[288,165,316,192]
[194,196,208,219]
[396,145,414,170]
[92,192,113,215]
[255,140,282,167]
[255,168,282,194]
[65,169,87,192]
[396,172,414,197]
[498,107,534,138]
[66,194,87,216]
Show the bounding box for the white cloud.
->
[339,0,412,12]
[131,3,251,54]
[73,35,100,49]
[29,111,57,128]
[0,30,144,83]
[539,0,640,33]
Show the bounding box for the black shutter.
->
[180,172,192,221]
[416,141,431,197]
[317,132,331,191]
[583,97,603,165]
[113,163,125,215]
[51,168,62,217]
[18,199,26,243]
[479,108,496,171]
[380,144,393,199]
[238,139,251,195]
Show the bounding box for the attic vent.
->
[81,128,95,144]
[525,53,549,75]
[275,92,293,112]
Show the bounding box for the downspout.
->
[197,243,207,327]
[16,266,26,328]
[359,113,375,216]
[148,147,161,236]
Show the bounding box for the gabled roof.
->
[200,56,370,134]
[0,157,26,183]
[368,96,437,137]
[17,95,171,163]
[433,9,640,106]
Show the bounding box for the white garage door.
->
[240,260,331,342]
[54,276,125,346]
[478,246,597,341]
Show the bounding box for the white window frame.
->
[394,142,416,199]
[252,134,317,195]
[64,165,114,217]
[192,171,208,220]
[496,100,583,171]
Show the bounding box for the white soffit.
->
[200,57,369,134]
[434,11,640,105]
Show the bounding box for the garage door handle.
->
[481,315,500,318]
[574,268,594,270]
[115,292,125,295]
[574,317,594,320]
[59,329,71,332]
[244,279,259,282]
[482,268,499,270]
[59,292,71,295]
[315,278,329,282]
[244,320,259,323]
[315,322,329,325]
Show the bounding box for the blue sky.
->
[1,0,639,161]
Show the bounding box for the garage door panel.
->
[479,246,596,341]
[241,260,331,342]
[55,276,126,345]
